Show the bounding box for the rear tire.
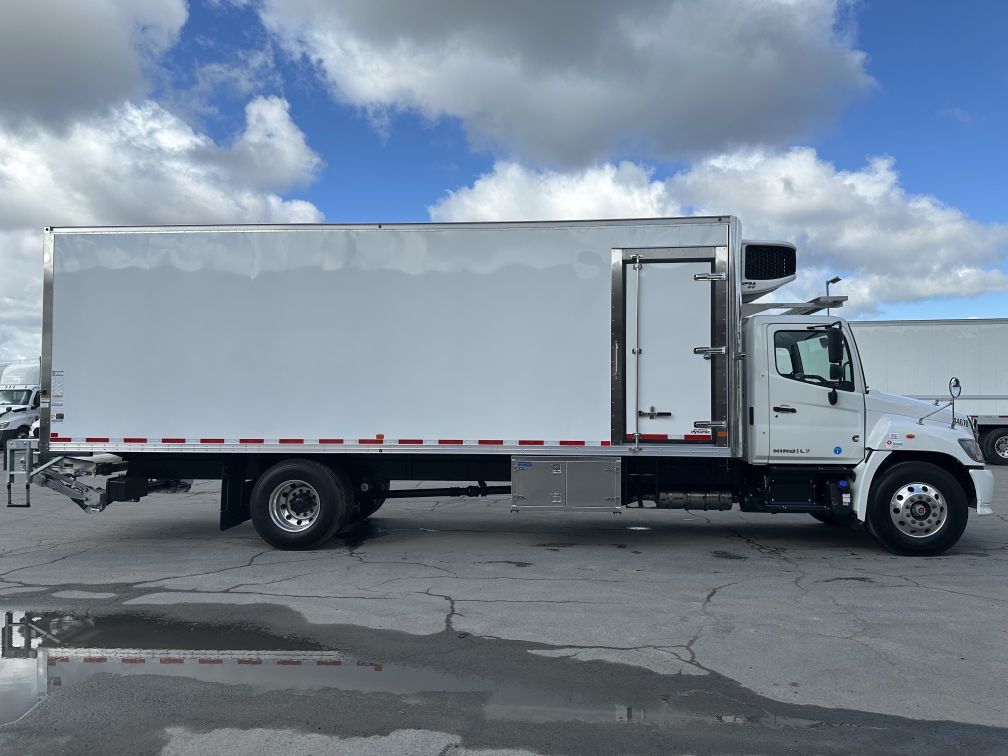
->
[251,459,353,549]
[980,428,1008,466]
[866,461,968,556]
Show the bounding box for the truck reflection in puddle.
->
[2,609,825,731]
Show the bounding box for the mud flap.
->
[220,459,252,530]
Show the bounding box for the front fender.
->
[851,414,981,521]
[866,413,977,467]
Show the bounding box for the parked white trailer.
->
[851,319,1008,465]
[4,219,993,555]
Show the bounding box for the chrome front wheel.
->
[868,461,968,556]
[889,482,947,538]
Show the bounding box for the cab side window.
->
[773,330,855,392]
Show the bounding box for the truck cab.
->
[744,313,992,553]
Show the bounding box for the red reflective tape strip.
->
[359,438,384,444]
[48,656,69,664]
[518,440,544,446]
[398,439,424,445]
[601,440,611,446]
[684,434,711,441]
[123,437,147,443]
[559,440,585,446]
[319,438,344,445]
[160,658,184,664]
[626,433,668,441]
[439,439,464,445]
[240,438,264,444]
[372,663,383,672]
[478,439,503,445]
[83,656,107,663]
[316,659,342,666]
[237,659,262,665]
[121,657,145,664]
[279,438,304,444]
[85,437,109,443]
[198,658,223,664]
[276,660,302,666]
[161,438,185,444]
[200,438,224,444]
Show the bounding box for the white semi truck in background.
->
[4,218,993,556]
[0,360,41,455]
[851,320,1008,465]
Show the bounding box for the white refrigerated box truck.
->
[850,319,1008,465]
[5,218,994,555]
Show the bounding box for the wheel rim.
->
[995,435,1008,460]
[889,482,947,538]
[268,479,321,533]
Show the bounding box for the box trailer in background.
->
[851,320,1008,465]
[4,219,993,556]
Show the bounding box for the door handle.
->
[773,405,797,413]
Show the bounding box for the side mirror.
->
[829,363,843,381]
[826,328,843,364]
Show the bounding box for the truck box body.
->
[850,319,1008,415]
[43,219,737,457]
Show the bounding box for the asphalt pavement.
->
[1,469,1006,754]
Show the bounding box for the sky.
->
[0,0,1006,360]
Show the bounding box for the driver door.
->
[766,325,865,464]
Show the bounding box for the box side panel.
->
[49,221,729,448]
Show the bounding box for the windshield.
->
[0,389,32,406]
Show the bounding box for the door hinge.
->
[694,272,726,281]
[693,420,727,429]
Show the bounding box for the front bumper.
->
[970,468,995,515]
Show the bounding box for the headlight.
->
[0,421,9,430]
[958,438,984,463]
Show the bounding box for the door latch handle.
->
[638,406,671,419]
[773,405,797,414]
[693,346,726,360]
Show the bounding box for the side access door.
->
[766,324,865,464]
[620,247,728,446]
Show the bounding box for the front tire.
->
[981,428,1008,466]
[866,461,968,556]
[251,460,353,549]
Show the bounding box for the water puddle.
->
[1,608,829,731]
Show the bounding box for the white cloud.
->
[227,97,323,191]
[429,150,1008,315]
[0,98,323,361]
[0,0,188,125]
[255,0,872,164]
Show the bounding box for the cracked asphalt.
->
[1,471,1006,754]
